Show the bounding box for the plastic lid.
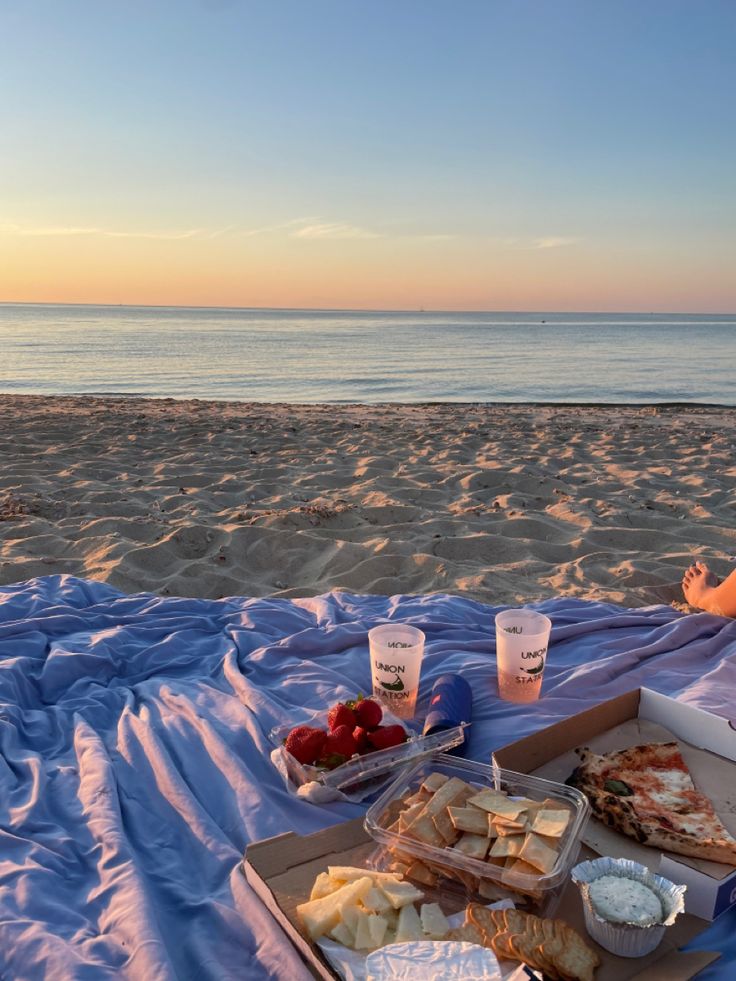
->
[319,724,469,791]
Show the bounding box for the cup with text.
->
[494,609,552,703]
[368,623,425,720]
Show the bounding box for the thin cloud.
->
[291,222,381,240]
[498,235,580,251]
[238,217,319,238]
[0,222,202,240]
[531,236,579,250]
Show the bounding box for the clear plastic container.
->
[270,711,468,802]
[364,753,590,914]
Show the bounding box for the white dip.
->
[589,874,664,926]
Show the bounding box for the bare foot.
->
[682,561,720,610]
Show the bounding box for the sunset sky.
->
[1,0,734,312]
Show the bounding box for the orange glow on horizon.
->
[1,229,734,314]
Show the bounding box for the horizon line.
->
[1,300,735,318]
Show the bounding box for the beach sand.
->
[0,395,734,609]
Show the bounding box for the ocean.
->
[1,304,734,404]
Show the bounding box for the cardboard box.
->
[242,814,719,981]
[492,688,736,921]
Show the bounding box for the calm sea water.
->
[1,304,734,404]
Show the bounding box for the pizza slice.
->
[567,741,736,865]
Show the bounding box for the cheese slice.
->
[363,885,393,913]
[310,871,336,900]
[420,903,451,939]
[394,902,425,943]
[296,876,373,939]
[328,866,401,884]
[329,920,356,948]
[380,879,425,909]
[354,909,389,950]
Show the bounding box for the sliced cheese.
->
[296,876,373,939]
[379,878,425,909]
[420,902,450,939]
[310,871,336,901]
[328,921,356,949]
[354,909,388,950]
[327,866,401,884]
[362,885,393,913]
[394,902,425,943]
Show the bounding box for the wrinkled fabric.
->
[0,575,734,979]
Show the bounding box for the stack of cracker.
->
[452,904,600,981]
[382,771,572,906]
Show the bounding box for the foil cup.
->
[571,856,686,958]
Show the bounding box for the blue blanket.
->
[1,575,735,980]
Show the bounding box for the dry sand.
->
[0,395,734,609]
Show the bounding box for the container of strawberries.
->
[270,695,468,804]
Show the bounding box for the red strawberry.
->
[366,725,407,751]
[353,725,369,752]
[327,702,357,731]
[319,724,359,769]
[353,697,382,730]
[284,725,327,765]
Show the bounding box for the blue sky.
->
[1,0,734,310]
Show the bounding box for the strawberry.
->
[352,697,382,730]
[319,724,359,769]
[366,724,407,751]
[284,725,327,765]
[327,702,356,731]
[353,725,369,752]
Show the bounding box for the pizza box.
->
[242,814,719,981]
[492,688,736,921]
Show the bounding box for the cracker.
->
[490,929,515,961]
[397,801,425,833]
[508,930,544,973]
[467,904,500,940]
[503,858,541,878]
[518,833,559,874]
[402,791,430,809]
[405,813,445,848]
[421,772,449,793]
[453,832,490,860]
[422,776,471,817]
[447,921,486,945]
[493,818,526,836]
[489,833,525,858]
[432,808,460,845]
[405,860,438,887]
[448,806,491,835]
[468,791,525,820]
[531,808,571,838]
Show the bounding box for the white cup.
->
[368,624,425,720]
[495,609,552,703]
